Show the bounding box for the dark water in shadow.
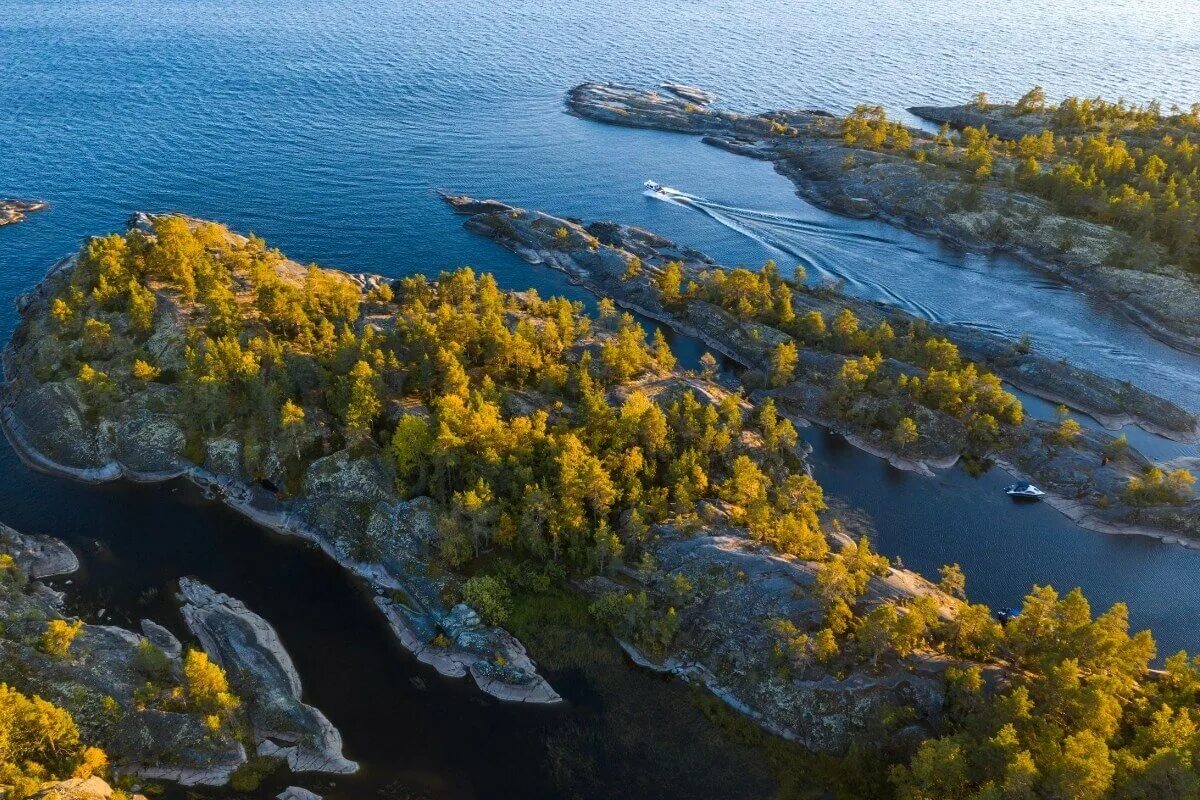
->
[4,1,1200,796]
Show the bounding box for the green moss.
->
[229,755,282,792]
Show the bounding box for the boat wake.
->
[642,184,1200,419]
[644,183,945,321]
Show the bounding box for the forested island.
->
[444,194,1198,544]
[3,214,1200,799]
[568,83,1200,354]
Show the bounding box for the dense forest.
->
[7,217,1200,799]
[650,255,1024,454]
[842,88,1200,273]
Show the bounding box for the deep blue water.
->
[4,2,1200,797]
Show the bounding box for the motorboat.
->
[1004,482,1046,499]
[644,179,665,193]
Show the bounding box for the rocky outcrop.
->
[277,788,323,800]
[566,83,1200,354]
[0,521,79,578]
[582,524,960,752]
[0,198,48,227]
[277,786,324,800]
[0,530,247,786]
[177,578,357,775]
[34,776,147,800]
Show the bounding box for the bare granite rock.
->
[0,198,48,227]
[0,522,79,578]
[177,578,358,776]
[277,788,322,800]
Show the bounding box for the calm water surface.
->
[3,2,1200,797]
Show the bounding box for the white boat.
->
[644,179,665,193]
[1005,482,1046,499]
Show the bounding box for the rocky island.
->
[443,194,1199,543]
[0,523,349,795]
[0,199,48,227]
[567,82,1200,354]
[4,213,1200,799]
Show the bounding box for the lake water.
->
[3,1,1200,797]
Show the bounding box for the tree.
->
[81,318,112,358]
[656,261,684,305]
[128,280,157,333]
[622,255,643,281]
[757,397,797,452]
[76,364,116,415]
[770,341,798,387]
[391,414,432,490]
[797,309,827,342]
[1016,85,1048,114]
[938,563,966,600]
[462,575,513,625]
[40,619,84,659]
[699,352,718,379]
[278,398,306,460]
[182,649,239,718]
[652,328,676,373]
[894,417,919,447]
[131,358,160,382]
[1055,417,1083,445]
[0,683,90,796]
[720,455,770,520]
[342,360,381,440]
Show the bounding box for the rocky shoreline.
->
[177,578,357,776]
[444,193,1200,544]
[565,82,1200,355]
[0,198,48,227]
[0,524,352,791]
[0,217,562,709]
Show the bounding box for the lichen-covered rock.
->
[203,437,243,481]
[626,525,954,751]
[113,413,186,475]
[0,522,79,578]
[277,787,322,800]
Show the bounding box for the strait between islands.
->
[441,192,1200,545]
[566,82,1200,355]
[1,200,1196,788]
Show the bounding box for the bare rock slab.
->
[177,578,357,776]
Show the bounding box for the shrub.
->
[41,619,84,658]
[462,575,513,625]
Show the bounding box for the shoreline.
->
[447,194,1200,548]
[568,82,1200,357]
[0,377,563,707]
[991,456,1200,551]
